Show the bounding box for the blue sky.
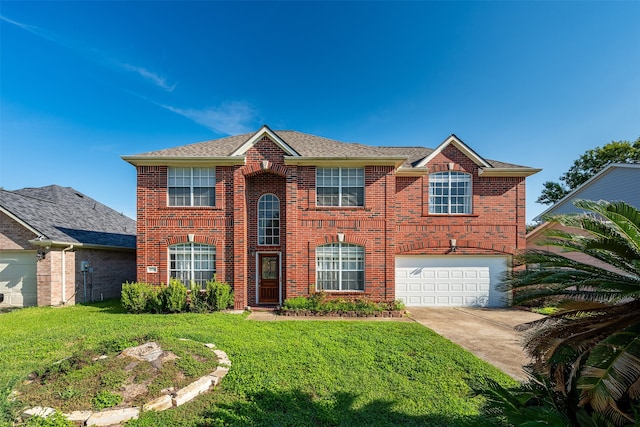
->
[1,1,638,223]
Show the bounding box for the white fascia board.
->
[121,156,246,167]
[416,135,491,168]
[230,125,300,157]
[0,206,42,236]
[28,239,136,252]
[478,168,541,177]
[284,156,407,167]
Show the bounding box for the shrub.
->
[204,277,234,311]
[160,279,188,313]
[121,282,156,313]
[281,296,311,311]
[281,294,405,315]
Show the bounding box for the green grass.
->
[0,301,516,426]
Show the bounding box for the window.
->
[168,167,215,207]
[316,243,364,291]
[169,243,216,288]
[316,168,364,207]
[258,194,280,245]
[429,171,472,214]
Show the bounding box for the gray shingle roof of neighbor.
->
[126,128,535,170]
[0,185,136,248]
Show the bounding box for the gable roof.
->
[533,163,640,222]
[122,126,539,176]
[0,185,136,249]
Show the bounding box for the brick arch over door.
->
[397,239,515,255]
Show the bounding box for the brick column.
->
[232,168,247,309]
[385,171,397,301]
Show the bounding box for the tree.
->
[501,200,640,426]
[537,138,640,205]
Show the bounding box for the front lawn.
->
[0,301,516,426]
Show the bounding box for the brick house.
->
[123,125,540,309]
[0,185,136,307]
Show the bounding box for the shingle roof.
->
[126,128,536,171]
[131,130,393,159]
[0,185,136,248]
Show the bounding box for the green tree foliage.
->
[537,138,640,205]
[500,200,640,426]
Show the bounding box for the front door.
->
[258,254,279,304]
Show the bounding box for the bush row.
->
[280,292,405,315]
[121,277,234,314]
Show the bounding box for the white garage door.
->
[0,252,37,307]
[395,256,509,307]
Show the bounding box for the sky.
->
[1,1,639,223]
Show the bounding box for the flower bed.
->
[279,292,406,317]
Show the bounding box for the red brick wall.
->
[135,138,527,306]
[0,211,38,250]
[395,145,526,256]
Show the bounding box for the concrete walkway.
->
[407,307,544,381]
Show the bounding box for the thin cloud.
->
[1,14,174,92]
[119,63,176,92]
[159,101,257,135]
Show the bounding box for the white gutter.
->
[61,245,74,305]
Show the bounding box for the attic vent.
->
[75,192,84,198]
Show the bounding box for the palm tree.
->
[501,200,640,426]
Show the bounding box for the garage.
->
[0,252,37,307]
[395,255,509,307]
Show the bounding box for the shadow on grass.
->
[128,388,488,427]
[201,389,487,427]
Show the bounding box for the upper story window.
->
[316,243,364,291]
[316,168,364,207]
[429,171,472,214]
[169,243,216,289]
[258,194,280,245]
[168,167,215,207]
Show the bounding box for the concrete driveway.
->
[407,307,544,381]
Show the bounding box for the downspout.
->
[61,245,74,305]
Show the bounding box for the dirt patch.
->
[14,338,220,413]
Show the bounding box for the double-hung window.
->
[316,243,364,291]
[168,167,215,207]
[429,171,472,214]
[169,243,216,289]
[258,194,280,245]
[316,168,364,207]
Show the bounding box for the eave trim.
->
[478,168,542,177]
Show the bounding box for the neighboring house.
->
[0,185,136,308]
[527,163,640,267]
[122,125,540,309]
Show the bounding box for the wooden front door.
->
[258,254,279,304]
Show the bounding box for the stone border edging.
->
[20,342,231,426]
[278,309,406,318]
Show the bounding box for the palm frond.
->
[577,322,640,424]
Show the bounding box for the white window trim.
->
[316,167,365,207]
[429,171,472,215]
[316,243,365,292]
[257,193,280,246]
[167,167,216,207]
[168,242,216,288]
